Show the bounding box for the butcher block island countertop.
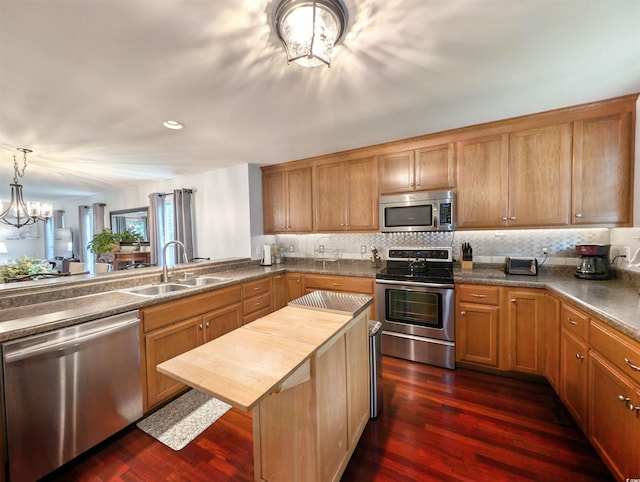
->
[157,292,373,482]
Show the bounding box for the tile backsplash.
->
[266,228,610,265]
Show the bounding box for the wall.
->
[0,222,45,264]
[58,164,256,263]
[273,228,610,267]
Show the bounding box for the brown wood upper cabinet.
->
[378,143,455,194]
[572,111,633,226]
[457,123,572,228]
[262,165,313,234]
[314,156,378,232]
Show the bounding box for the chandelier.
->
[0,148,53,228]
[274,0,348,68]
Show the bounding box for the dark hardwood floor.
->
[42,356,613,482]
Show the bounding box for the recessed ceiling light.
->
[163,120,184,130]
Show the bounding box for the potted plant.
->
[119,228,145,251]
[1,255,54,281]
[87,229,121,255]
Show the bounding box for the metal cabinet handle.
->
[255,301,262,306]
[198,323,203,329]
[501,217,508,221]
[568,318,578,325]
[618,395,635,411]
[624,358,640,371]
[510,216,516,220]
[511,298,516,303]
[206,322,210,328]
[575,213,583,218]
[460,311,466,315]
[576,353,585,360]
[296,279,300,284]
[331,283,341,287]
[469,293,487,298]
[253,287,261,291]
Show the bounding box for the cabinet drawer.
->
[456,285,500,305]
[590,318,640,385]
[242,277,271,298]
[142,285,242,333]
[560,303,589,341]
[243,306,272,325]
[243,292,271,316]
[304,275,374,294]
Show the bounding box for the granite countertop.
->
[1,257,639,344]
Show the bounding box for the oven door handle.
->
[376,279,454,289]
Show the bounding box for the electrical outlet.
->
[542,247,548,255]
[289,245,294,252]
[623,246,631,260]
[255,246,262,255]
[361,245,367,254]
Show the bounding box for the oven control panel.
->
[387,247,452,262]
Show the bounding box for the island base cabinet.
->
[253,312,369,482]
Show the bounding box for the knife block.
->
[461,261,473,271]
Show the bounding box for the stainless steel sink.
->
[124,283,192,296]
[176,276,231,287]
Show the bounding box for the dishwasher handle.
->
[4,316,139,363]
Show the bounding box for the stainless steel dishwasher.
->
[2,311,143,482]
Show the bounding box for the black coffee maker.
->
[575,244,611,280]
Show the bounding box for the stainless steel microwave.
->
[379,191,455,232]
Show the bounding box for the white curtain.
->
[173,188,195,263]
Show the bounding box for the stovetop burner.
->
[376,247,454,285]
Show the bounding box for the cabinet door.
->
[345,156,378,231]
[560,328,589,430]
[144,316,203,409]
[456,134,509,228]
[203,303,241,342]
[415,143,455,191]
[508,289,545,374]
[286,167,313,232]
[544,294,561,392]
[572,112,633,225]
[588,351,639,481]
[456,302,500,367]
[263,170,287,234]
[315,161,346,231]
[285,273,304,302]
[345,313,370,449]
[508,123,571,227]
[272,274,287,311]
[378,150,414,194]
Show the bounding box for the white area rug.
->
[136,389,231,450]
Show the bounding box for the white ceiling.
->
[1,0,639,202]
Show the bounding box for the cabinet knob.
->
[206,322,210,328]
[199,324,203,329]
[296,280,300,284]
[510,216,516,220]
[618,396,635,411]
[575,353,585,360]
[511,298,516,303]
[460,311,466,315]
[575,213,583,218]
[501,217,508,221]
[624,357,640,371]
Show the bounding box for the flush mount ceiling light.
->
[274,0,348,68]
[163,120,184,130]
[0,148,52,228]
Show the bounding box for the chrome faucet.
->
[162,240,189,283]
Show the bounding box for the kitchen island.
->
[157,291,373,482]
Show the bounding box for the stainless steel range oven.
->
[376,247,455,369]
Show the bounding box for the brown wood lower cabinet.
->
[140,285,242,411]
[507,288,546,374]
[242,277,272,324]
[455,284,501,368]
[285,272,304,302]
[559,327,589,431]
[544,293,561,392]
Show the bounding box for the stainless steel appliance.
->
[505,256,538,276]
[575,244,612,280]
[2,312,143,482]
[376,247,455,369]
[379,190,455,232]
